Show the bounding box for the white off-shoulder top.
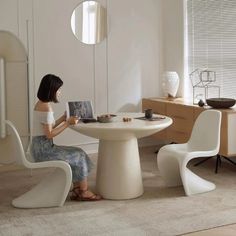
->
[32,111,55,136]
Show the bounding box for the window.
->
[186,0,236,99]
[82,1,96,44]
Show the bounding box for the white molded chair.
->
[157,110,222,196]
[5,120,72,208]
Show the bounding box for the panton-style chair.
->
[5,120,72,208]
[157,110,222,196]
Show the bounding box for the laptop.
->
[66,101,97,123]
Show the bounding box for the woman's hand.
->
[67,116,79,125]
[43,114,79,139]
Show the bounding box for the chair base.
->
[12,168,70,208]
[183,168,216,196]
[158,144,217,196]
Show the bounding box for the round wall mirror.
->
[71,1,107,45]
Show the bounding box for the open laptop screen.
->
[66,101,94,119]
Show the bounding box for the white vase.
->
[163,71,179,98]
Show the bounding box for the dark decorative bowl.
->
[206,98,236,109]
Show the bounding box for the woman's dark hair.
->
[37,74,63,103]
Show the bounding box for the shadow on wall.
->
[117,102,141,113]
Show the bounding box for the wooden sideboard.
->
[142,97,236,157]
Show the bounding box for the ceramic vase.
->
[163,71,180,98]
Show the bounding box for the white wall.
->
[32,0,163,152]
[0,0,185,156]
[107,0,163,112]
[162,0,185,97]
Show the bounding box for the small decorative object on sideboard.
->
[198,99,205,107]
[206,98,236,109]
[189,68,220,104]
[162,71,179,98]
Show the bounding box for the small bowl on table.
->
[97,114,116,123]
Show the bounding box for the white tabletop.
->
[71,112,172,140]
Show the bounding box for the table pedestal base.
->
[96,138,143,200]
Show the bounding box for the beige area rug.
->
[1,146,236,236]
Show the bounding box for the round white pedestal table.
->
[71,113,172,200]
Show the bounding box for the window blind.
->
[187,0,236,99]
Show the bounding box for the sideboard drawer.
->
[166,103,194,135]
[169,117,194,133]
[167,130,190,143]
[151,130,167,140]
[166,103,193,120]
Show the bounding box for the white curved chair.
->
[157,110,222,196]
[5,120,72,208]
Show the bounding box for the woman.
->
[30,74,102,201]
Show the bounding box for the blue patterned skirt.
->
[30,136,93,182]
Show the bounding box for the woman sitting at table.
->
[30,74,102,201]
